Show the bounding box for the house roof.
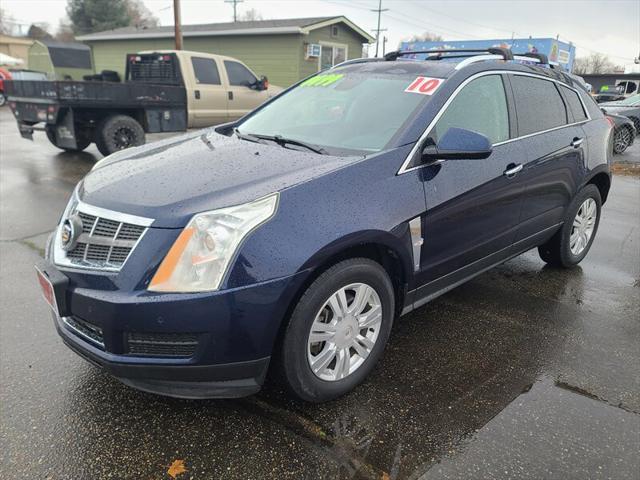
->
[76,16,375,43]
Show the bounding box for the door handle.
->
[571,137,584,148]
[228,91,234,100]
[194,90,200,100]
[504,163,523,177]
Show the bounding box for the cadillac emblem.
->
[60,215,82,251]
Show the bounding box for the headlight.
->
[148,193,279,292]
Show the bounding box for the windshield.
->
[616,94,640,106]
[237,70,435,155]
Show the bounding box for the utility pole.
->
[173,0,183,50]
[371,0,388,57]
[225,0,244,22]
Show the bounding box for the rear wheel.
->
[613,126,632,154]
[277,258,394,402]
[538,184,602,267]
[95,114,145,156]
[45,125,91,152]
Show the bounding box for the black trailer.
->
[4,53,187,156]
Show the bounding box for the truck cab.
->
[139,50,283,128]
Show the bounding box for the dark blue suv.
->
[36,49,613,402]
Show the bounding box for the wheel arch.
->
[584,168,611,205]
[270,231,413,359]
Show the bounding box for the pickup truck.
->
[4,50,282,156]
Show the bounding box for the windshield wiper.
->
[249,133,327,155]
[234,128,261,144]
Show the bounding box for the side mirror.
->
[252,75,269,91]
[422,127,493,162]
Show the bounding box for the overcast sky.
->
[3,0,639,64]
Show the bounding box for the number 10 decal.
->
[405,76,444,95]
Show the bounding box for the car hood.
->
[80,130,359,228]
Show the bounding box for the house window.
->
[331,25,339,37]
[319,44,347,70]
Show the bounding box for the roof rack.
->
[384,47,514,62]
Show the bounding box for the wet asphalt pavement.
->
[1,107,639,480]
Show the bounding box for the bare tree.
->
[400,31,444,47]
[0,7,17,35]
[126,0,159,28]
[573,52,617,74]
[55,19,76,42]
[238,8,263,22]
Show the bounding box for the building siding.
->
[299,24,365,79]
[87,34,301,87]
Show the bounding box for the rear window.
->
[561,86,588,122]
[191,57,221,85]
[511,76,568,135]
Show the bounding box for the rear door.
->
[415,73,527,286]
[222,60,268,121]
[186,56,228,127]
[507,74,588,240]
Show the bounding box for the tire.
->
[629,116,640,135]
[277,258,395,403]
[613,126,632,154]
[0,93,6,107]
[538,184,602,268]
[95,114,145,156]
[45,125,91,152]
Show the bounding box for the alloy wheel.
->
[570,198,597,255]
[307,283,382,381]
[613,128,631,154]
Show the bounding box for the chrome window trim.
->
[52,193,154,273]
[62,316,105,348]
[397,70,592,175]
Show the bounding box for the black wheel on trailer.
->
[95,114,145,156]
[45,125,92,152]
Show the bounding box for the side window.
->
[561,85,588,122]
[510,76,568,135]
[431,75,510,144]
[191,57,221,85]
[224,60,257,87]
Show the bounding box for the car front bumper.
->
[38,259,308,399]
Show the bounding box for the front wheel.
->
[277,258,395,403]
[538,184,602,267]
[0,93,6,107]
[95,114,145,156]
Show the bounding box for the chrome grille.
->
[54,197,153,272]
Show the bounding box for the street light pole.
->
[173,0,183,50]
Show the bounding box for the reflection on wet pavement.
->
[1,108,638,479]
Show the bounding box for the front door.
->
[223,60,268,121]
[414,74,526,288]
[188,56,228,127]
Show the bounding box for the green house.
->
[77,16,375,87]
[28,40,94,80]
